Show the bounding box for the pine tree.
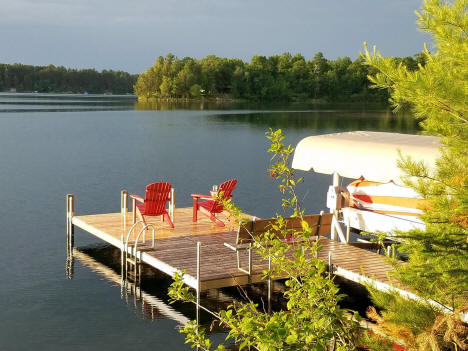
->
[362,0,468,349]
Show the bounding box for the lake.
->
[0,93,419,350]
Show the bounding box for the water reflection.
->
[134,100,420,133]
[0,93,420,134]
[134,99,391,113]
[71,244,284,323]
[135,99,227,111]
[66,247,74,279]
[0,93,136,113]
[73,247,190,324]
[134,99,316,111]
[207,110,420,132]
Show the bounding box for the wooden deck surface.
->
[72,207,397,291]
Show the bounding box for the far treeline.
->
[135,52,426,102]
[0,63,137,94]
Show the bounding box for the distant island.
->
[135,52,426,103]
[0,63,137,94]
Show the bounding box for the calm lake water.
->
[0,93,419,350]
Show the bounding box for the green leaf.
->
[285,333,298,344]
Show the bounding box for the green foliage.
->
[168,271,195,303]
[133,51,432,102]
[168,129,362,350]
[362,0,468,349]
[189,84,203,97]
[0,63,136,94]
[358,331,397,351]
[368,289,438,335]
[180,321,220,350]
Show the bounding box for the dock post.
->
[121,190,128,219]
[387,245,392,257]
[248,243,252,277]
[66,194,75,251]
[121,190,128,278]
[330,173,339,240]
[268,255,272,314]
[333,172,340,187]
[170,188,175,222]
[132,198,137,224]
[196,241,201,325]
[66,194,75,279]
[328,251,333,278]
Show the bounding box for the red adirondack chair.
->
[130,182,174,228]
[191,179,237,227]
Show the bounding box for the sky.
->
[0,0,430,74]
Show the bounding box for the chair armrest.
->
[191,193,214,200]
[129,194,144,203]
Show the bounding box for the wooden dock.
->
[67,197,403,295]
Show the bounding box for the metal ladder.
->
[121,221,156,285]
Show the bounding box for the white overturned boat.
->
[292,131,441,239]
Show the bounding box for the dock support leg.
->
[328,251,333,279]
[66,194,75,279]
[196,241,201,325]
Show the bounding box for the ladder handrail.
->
[123,220,145,248]
[122,222,156,289]
[133,224,156,255]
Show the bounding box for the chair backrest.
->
[144,182,172,216]
[236,213,333,245]
[209,179,237,213]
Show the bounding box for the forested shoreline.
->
[135,52,426,102]
[0,63,137,94]
[1,51,425,101]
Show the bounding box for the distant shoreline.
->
[0,62,137,95]
[0,91,137,98]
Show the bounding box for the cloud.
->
[1,0,320,27]
[0,0,429,73]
